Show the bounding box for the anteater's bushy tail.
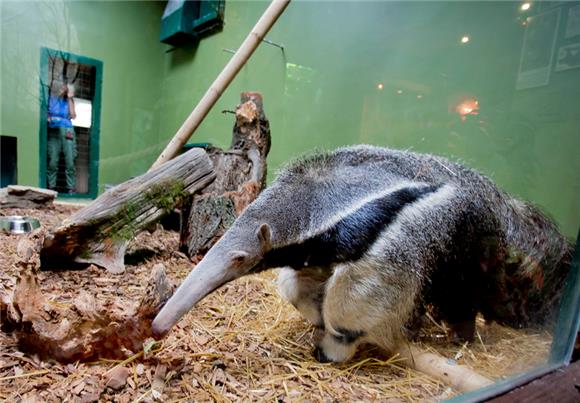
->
[487,197,574,328]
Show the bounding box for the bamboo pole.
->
[150,0,291,170]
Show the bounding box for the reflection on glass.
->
[306,1,578,397]
[44,52,97,196]
[46,75,77,194]
[0,0,576,400]
[284,62,317,98]
[452,95,480,121]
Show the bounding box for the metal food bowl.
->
[0,216,41,234]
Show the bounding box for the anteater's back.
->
[247,145,505,245]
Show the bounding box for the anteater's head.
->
[151,221,273,337]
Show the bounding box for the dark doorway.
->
[1,136,17,187]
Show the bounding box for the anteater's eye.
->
[233,255,245,263]
[230,251,249,266]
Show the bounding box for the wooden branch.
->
[40,148,215,274]
[150,0,290,169]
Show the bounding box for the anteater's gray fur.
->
[154,145,573,363]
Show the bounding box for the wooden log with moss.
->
[180,92,271,257]
[40,148,215,274]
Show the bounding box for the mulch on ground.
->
[0,205,551,402]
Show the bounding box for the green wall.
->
[161,1,580,238]
[1,1,579,237]
[0,0,167,188]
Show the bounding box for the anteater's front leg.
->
[314,260,420,363]
[276,267,329,328]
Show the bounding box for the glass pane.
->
[1,1,578,401]
[270,3,579,398]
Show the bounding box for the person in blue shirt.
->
[47,82,77,193]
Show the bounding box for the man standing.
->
[47,82,77,193]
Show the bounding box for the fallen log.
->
[180,92,271,257]
[40,148,215,274]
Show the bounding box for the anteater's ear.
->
[257,223,272,252]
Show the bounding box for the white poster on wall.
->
[564,4,580,38]
[516,8,561,90]
[555,43,580,71]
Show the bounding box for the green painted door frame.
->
[38,47,103,199]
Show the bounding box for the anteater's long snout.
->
[151,254,231,338]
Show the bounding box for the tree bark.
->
[40,148,215,274]
[180,92,271,257]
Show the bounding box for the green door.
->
[39,47,103,199]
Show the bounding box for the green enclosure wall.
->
[0,0,167,189]
[1,1,579,237]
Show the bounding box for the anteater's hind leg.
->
[276,267,329,328]
[434,286,478,343]
[427,231,501,343]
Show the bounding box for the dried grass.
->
[0,205,552,402]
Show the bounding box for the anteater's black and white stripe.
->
[263,184,440,269]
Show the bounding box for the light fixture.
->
[521,2,531,11]
[455,97,479,119]
[417,94,423,99]
[460,35,470,44]
[377,83,384,90]
[396,89,403,95]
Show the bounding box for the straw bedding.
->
[0,205,551,402]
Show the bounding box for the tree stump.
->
[180,92,271,257]
[40,148,215,274]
